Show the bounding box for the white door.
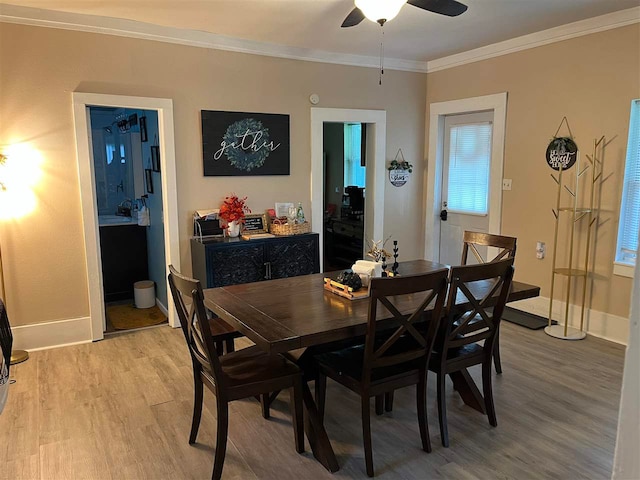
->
[439,111,494,265]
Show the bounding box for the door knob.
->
[440,209,448,221]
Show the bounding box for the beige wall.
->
[0,23,427,327]
[425,24,640,319]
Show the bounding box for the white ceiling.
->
[2,0,639,63]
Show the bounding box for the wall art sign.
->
[202,110,290,176]
[546,137,578,171]
[389,169,410,187]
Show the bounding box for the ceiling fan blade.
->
[341,7,365,27]
[408,0,468,17]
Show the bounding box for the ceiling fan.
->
[342,0,468,27]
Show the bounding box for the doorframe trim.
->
[424,92,508,262]
[72,92,180,341]
[311,108,386,271]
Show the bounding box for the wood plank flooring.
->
[0,322,624,479]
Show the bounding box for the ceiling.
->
[2,0,638,63]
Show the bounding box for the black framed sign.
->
[242,213,268,234]
[546,137,578,171]
[202,110,290,176]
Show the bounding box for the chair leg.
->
[215,341,224,356]
[483,359,498,427]
[384,391,394,412]
[190,369,204,444]
[212,399,229,480]
[224,338,235,354]
[290,378,305,454]
[316,373,327,423]
[260,394,270,419]
[493,331,502,374]
[375,395,384,415]
[417,374,431,453]
[361,396,374,477]
[437,372,449,448]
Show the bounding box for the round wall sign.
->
[389,169,410,187]
[546,137,578,171]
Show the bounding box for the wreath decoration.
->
[223,118,271,172]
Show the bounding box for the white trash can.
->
[134,280,155,309]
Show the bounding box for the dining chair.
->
[431,258,514,448]
[461,230,517,374]
[168,265,304,480]
[0,299,13,415]
[314,269,449,477]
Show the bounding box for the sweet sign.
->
[546,137,578,171]
[202,110,290,176]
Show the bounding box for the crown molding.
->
[0,3,428,73]
[1,4,637,75]
[427,6,640,73]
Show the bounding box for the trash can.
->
[134,280,155,309]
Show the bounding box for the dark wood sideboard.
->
[190,233,320,288]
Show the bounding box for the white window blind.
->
[344,123,365,188]
[447,122,493,215]
[615,99,640,267]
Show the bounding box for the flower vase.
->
[227,220,241,238]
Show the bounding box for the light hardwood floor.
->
[0,321,624,480]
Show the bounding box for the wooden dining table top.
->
[203,259,540,355]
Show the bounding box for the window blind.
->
[344,123,365,188]
[616,100,640,265]
[447,122,493,215]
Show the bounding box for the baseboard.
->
[509,296,629,345]
[11,316,93,352]
[156,298,168,317]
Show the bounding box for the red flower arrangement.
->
[219,194,251,223]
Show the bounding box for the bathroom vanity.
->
[99,220,148,302]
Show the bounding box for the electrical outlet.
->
[502,179,512,191]
[536,241,545,259]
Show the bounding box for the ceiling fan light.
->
[355,0,408,24]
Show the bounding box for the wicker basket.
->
[269,221,311,236]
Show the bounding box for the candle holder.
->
[392,240,399,276]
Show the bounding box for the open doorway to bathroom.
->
[323,122,366,271]
[88,107,167,333]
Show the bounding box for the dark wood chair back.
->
[461,231,517,265]
[0,298,12,374]
[362,269,449,387]
[441,258,514,357]
[168,265,225,390]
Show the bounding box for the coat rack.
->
[545,119,613,340]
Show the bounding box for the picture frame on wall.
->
[140,116,148,142]
[201,110,290,176]
[151,146,160,172]
[145,169,154,194]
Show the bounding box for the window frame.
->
[613,99,640,279]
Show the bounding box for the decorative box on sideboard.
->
[190,233,320,288]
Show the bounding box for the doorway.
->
[72,93,180,341]
[439,111,494,265]
[424,93,508,263]
[88,106,167,332]
[311,108,386,272]
[323,122,367,271]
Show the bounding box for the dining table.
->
[203,259,540,473]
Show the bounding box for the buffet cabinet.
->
[190,233,320,288]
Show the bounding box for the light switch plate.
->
[502,179,512,191]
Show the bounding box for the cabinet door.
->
[268,235,319,279]
[208,243,266,287]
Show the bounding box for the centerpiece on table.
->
[219,194,250,237]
